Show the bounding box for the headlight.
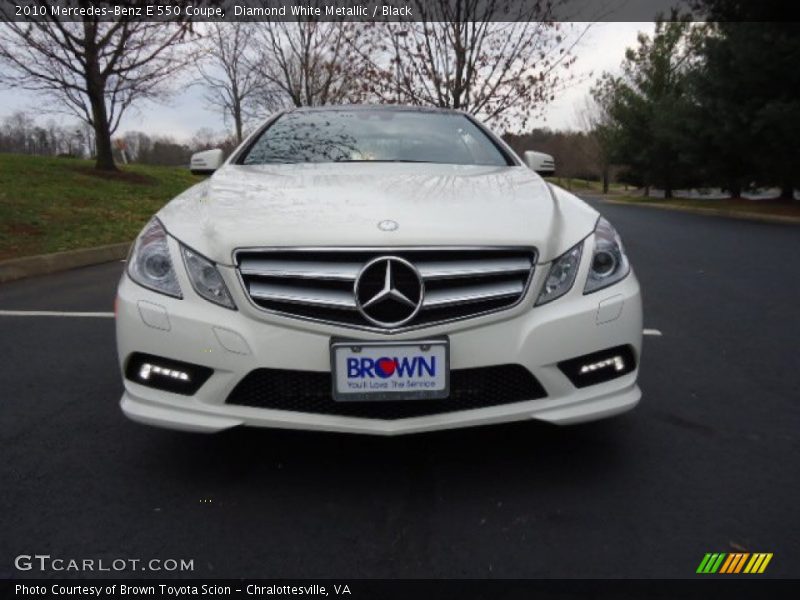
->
[584,217,630,294]
[181,245,236,309]
[128,218,181,298]
[535,242,583,306]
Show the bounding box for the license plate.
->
[331,339,450,402]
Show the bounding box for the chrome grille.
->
[236,248,536,331]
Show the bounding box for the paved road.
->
[1,201,798,579]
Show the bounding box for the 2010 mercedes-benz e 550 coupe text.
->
[116,106,642,435]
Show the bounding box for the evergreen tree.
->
[690,15,800,199]
[593,19,700,198]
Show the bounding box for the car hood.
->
[158,162,598,265]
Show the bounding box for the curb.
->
[599,198,800,225]
[0,242,131,284]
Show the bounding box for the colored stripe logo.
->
[697,553,773,574]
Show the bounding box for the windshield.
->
[240,109,512,166]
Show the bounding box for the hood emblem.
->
[354,256,424,328]
[377,219,399,232]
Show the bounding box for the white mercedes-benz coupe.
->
[116,105,642,435]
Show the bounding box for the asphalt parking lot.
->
[1,200,798,579]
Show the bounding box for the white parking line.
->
[643,329,662,336]
[0,310,114,318]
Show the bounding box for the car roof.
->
[289,104,464,116]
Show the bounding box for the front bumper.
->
[116,244,643,435]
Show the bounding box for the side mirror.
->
[190,149,225,175]
[523,151,555,176]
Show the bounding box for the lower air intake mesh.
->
[225,365,547,420]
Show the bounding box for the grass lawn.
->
[0,154,203,260]
[545,177,628,194]
[609,195,800,219]
[543,175,800,219]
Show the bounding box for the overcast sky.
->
[0,22,654,140]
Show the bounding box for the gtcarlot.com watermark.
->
[14,554,194,573]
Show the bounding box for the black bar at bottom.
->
[2,579,799,600]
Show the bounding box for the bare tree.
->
[576,95,616,194]
[354,1,589,130]
[251,18,367,108]
[0,110,94,157]
[189,126,238,157]
[196,23,273,143]
[190,127,219,152]
[121,130,157,163]
[0,5,197,170]
[1,111,35,153]
[45,119,66,155]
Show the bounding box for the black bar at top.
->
[1,0,790,23]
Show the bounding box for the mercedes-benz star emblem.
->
[354,256,424,328]
[377,219,399,232]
